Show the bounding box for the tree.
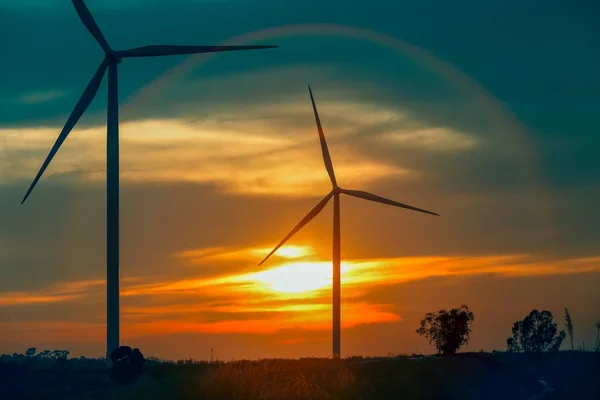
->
[564,307,574,351]
[109,346,146,384]
[415,305,475,355]
[51,350,70,360]
[25,348,36,357]
[507,310,565,353]
[37,350,51,359]
[146,355,161,365]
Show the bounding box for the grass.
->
[2,352,599,399]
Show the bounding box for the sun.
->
[248,261,356,294]
[251,262,332,293]
[251,245,314,260]
[244,245,356,294]
[273,246,311,258]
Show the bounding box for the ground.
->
[1,352,599,399]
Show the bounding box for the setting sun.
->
[248,261,356,294]
[251,262,331,293]
[252,245,315,260]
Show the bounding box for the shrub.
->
[506,310,565,353]
[415,305,475,355]
[109,346,146,385]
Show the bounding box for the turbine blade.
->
[21,60,109,204]
[72,0,112,53]
[308,85,337,187]
[258,192,334,267]
[341,189,439,216]
[117,44,278,58]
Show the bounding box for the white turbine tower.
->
[21,0,278,360]
[259,85,439,359]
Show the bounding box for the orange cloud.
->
[124,252,600,304]
[381,127,478,152]
[0,278,138,307]
[0,112,411,197]
[122,303,329,318]
[4,247,600,342]
[0,293,81,306]
[121,302,400,337]
[175,245,315,265]
[0,321,104,343]
[115,250,600,335]
[3,64,481,197]
[340,254,600,290]
[8,252,600,312]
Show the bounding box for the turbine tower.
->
[259,85,439,359]
[21,0,278,360]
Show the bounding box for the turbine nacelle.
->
[106,53,122,64]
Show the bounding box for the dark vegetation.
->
[415,305,475,355]
[507,310,566,353]
[109,346,146,385]
[1,307,598,399]
[564,308,574,351]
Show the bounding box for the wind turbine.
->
[258,85,439,359]
[21,0,278,360]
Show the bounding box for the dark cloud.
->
[3,0,598,190]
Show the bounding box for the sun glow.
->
[248,261,356,294]
[253,245,314,259]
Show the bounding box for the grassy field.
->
[1,352,599,399]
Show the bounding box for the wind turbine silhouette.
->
[258,85,439,359]
[21,0,277,360]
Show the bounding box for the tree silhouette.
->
[415,305,475,355]
[24,348,36,357]
[51,350,69,359]
[109,346,146,385]
[564,307,574,351]
[507,310,565,353]
[37,350,51,358]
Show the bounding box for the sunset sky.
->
[1,0,599,360]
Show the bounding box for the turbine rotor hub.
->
[106,51,122,64]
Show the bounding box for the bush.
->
[109,346,146,385]
[415,305,475,355]
[506,310,565,353]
